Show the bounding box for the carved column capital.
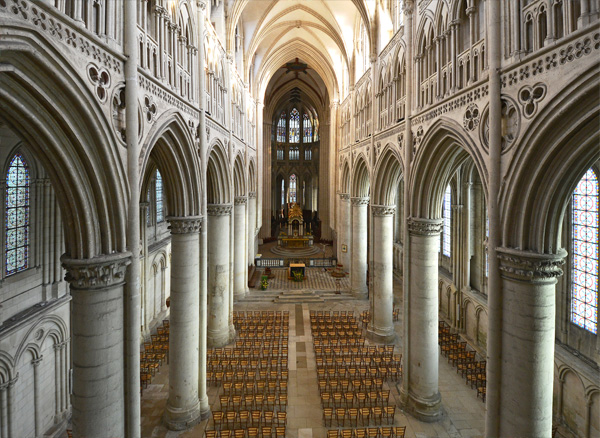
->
[167,216,203,234]
[407,218,443,236]
[351,197,370,206]
[248,191,257,199]
[339,193,350,201]
[234,196,247,206]
[372,205,396,216]
[31,357,43,367]
[497,247,567,282]
[62,252,132,290]
[207,204,233,216]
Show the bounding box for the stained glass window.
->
[5,153,30,276]
[289,174,297,203]
[277,112,286,142]
[281,179,285,206]
[289,108,300,143]
[303,113,312,143]
[442,185,451,257]
[156,170,164,223]
[571,168,598,334]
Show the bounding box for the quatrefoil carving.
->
[144,96,157,123]
[463,103,480,131]
[87,64,111,103]
[518,83,546,119]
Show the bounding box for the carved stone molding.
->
[351,197,370,206]
[339,193,350,201]
[372,205,396,216]
[407,218,443,236]
[207,204,233,216]
[497,247,566,282]
[167,216,203,234]
[234,196,247,205]
[248,191,257,199]
[61,252,132,290]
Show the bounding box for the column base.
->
[234,290,247,300]
[164,401,201,431]
[199,403,211,421]
[207,328,230,348]
[366,326,396,344]
[403,391,443,423]
[351,288,368,299]
[229,324,237,343]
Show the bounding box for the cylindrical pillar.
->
[339,194,351,272]
[404,218,443,422]
[0,382,7,438]
[367,206,396,343]
[234,196,247,299]
[248,192,257,265]
[496,248,565,437]
[62,253,131,437]
[32,357,43,436]
[164,217,202,430]
[351,197,369,299]
[207,204,232,347]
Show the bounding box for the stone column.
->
[0,381,7,438]
[32,356,43,436]
[403,218,442,422]
[351,197,369,299]
[339,194,351,272]
[207,204,232,347]
[234,196,247,299]
[248,192,257,265]
[496,248,566,437]
[62,253,131,437]
[367,206,396,343]
[164,217,202,430]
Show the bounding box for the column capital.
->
[207,204,233,216]
[167,216,203,234]
[62,252,132,290]
[248,191,257,199]
[407,217,443,236]
[497,247,567,282]
[31,356,43,367]
[234,196,247,205]
[339,193,350,201]
[372,205,396,216]
[351,196,370,206]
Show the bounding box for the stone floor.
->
[140,269,488,438]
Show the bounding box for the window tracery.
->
[442,185,451,257]
[5,153,30,276]
[277,112,286,142]
[289,108,300,143]
[156,170,164,223]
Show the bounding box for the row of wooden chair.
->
[323,406,397,427]
[218,393,288,411]
[209,367,289,382]
[318,378,384,393]
[314,338,366,347]
[233,339,288,348]
[438,321,486,402]
[208,357,288,372]
[315,345,396,359]
[234,310,290,318]
[310,310,355,317]
[211,410,287,430]
[140,319,170,393]
[219,379,289,397]
[327,426,406,438]
[204,426,285,438]
[320,390,390,408]
[317,364,402,381]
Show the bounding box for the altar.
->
[276,202,315,251]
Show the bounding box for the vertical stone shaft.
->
[234,196,247,299]
[405,219,442,422]
[207,205,232,347]
[62,253,131,437]
[339,194,351,272]
[164,217,202,430]
[368,206,396,343]
[351,197,369,298]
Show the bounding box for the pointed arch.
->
[207,141,232,204]
[372,146,404,206]
[233,152,247,197]
[351,154,370,198]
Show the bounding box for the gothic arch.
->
[351,154,370,198]
[500,66,599,254]
[372,146,403,206]
[248,159,257,192]
[207,141,232,204]
[14,315,68,365]
[0,31,128,259]
[409,118,487,219]
[340,160,351,194]
[233,153,247,197]
[140,111,202,217]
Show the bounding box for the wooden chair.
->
[247,427,259,438]
[371,406,383,425]
[359,407,371,426]
[323,407,334,427]
[327,430,339,438]
[204,430,218,438]
[233,430,245,438]
[380,427,393,438]
[220,431,232,438]
[251,410,262,426]
[367,427,379,438]
[393,426,406,438]
[383,405,395,424]
[239,410,250,427]
[276,411,287,427]
[348,407,359,427]
[261,427,272,438]
[263,411,274,426]
[212,410,224,430]
[354,428,367,438]
[275,427,286,438]
[341,429,353,438]
[225,411,237,429]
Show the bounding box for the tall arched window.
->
[281,179,285,206]
[442,185,451,257]
[289,108,300,143]
[5,153,30,276]
[156,170,164,223]
[571,168,598,334]
[314,117,319,141]
[277,112,286,142]
[289,174,297,203]
[303,113,312,143]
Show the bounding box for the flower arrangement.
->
[292,271,304,282]
[260,275,268,290]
